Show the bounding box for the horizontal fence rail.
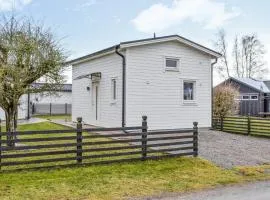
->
[213,116,270,137]
[32,103,71,115]
[0,117,198,171]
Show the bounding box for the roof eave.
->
[120,35,221,58]
[66,35,221,65]
[66,45,118,66]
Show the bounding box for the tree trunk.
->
[5,107,17,147]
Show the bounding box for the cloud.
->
[132,0,241,33]
[0,0,32,11]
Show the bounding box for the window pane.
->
[251,95,258,100]
[166,59,178,68]
[184,82,194,100]
[242,95,249,100]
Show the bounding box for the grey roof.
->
[66,35,221,65]
[31,83,72,92]
[263,81,270,91]
[230,77,270,93]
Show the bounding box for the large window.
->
[111,78,117,102]
[236,94,259,101]
[183,81,195,101]
[165,57,179,71]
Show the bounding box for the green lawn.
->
[34,114,71,121]
[0,122,269,200]
[0,122,138,170]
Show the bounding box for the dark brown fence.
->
[32,103,71,115]
[213,116,270,137]
[0,116,198,171]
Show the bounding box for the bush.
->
[213,83,239,120]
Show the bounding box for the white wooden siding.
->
[0,92,72,120]
[126,41,212,129]
[0,94,28,120]
[72,53,123,127]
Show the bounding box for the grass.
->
[0,122,137,170]
[1,157,269,200]
[0,122,269,200]
[34,114,71,121]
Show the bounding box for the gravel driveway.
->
[199,129,270,168]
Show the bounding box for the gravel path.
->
[139,181,270,200]
[199,129,270,168]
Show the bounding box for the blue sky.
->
[1,0,270,84]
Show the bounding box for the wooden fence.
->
[0,116,198,171]
[213,116,270,137]
[32,103,71,115]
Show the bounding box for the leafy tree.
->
[213,83,239,128]
[0,15,67,146]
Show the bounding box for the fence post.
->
[65,103,67,115]
[0,118,1,170]
[220,118,224,131]
[214,120,217,130]
[141,116,148,160]
[32,103,35,115]
[193,122,198,157]
[76,117,83,164]
[247,113,251,136]
[49,103,52,116]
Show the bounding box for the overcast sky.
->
[1,0,270,85]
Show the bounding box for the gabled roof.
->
[67,35,221,65]
[226,77,270,93]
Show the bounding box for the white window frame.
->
[183,80,196,104]
[164,57,180,72]
[235,95,242,101]
[250,94,258,100]
[111,77,117,104]
[238,93,259,101]
[242,95,250,100]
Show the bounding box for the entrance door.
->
[92,83,99,122]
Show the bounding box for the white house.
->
[0,83,72,120]
[69,35,221,129]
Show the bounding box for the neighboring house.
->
[0,83,72,120]
[68,35,221,129]
[216,77,270,116]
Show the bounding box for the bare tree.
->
[0,15,67,146]
[215,29,267,79]
[241,34,266,78]
[232,35,242,77]
[215,29,230,78]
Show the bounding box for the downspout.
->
[211,58,218,128]
[115,45,126,128]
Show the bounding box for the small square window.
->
[183,81,195,101]
[165,58,179,71]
